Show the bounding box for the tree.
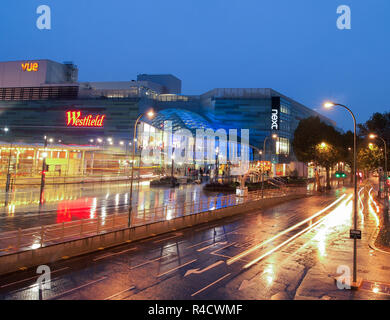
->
[358,143,384,176]
[292,117,343,190]
[358,112,390,172]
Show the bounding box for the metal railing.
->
[0,186,309,255]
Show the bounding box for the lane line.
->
[129,254,171,270]
[186,239,214,249]
[47,276,107,300]
[93,247,137,261]
[210,242,237,255]
[197,242,227,252]
[157,259,197,277]
[0,267,70,288]
[191,273,231,297]
[104,286,135,300]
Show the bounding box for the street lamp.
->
[128,109,155,227]
[215,147,219,182]
[4,128,12,193]
[261,134,278,198]
[369,134,388,206]
[324,101,359,288]
[39,135,48,205]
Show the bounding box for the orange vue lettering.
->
[21,62,39,72]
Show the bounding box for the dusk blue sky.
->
[1,0,389,130]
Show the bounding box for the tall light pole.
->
[215,147,219,183]
[261,133,278,198]
[324,101,359,288]
[128,109,154,227]
[39,136,48,205]
[3,127,12,193]
[369,134,388,209]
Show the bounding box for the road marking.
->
[129,254,171,270]
[104,286,135,300]
[186,239,214,249]
[153,232,183,244]
[47,276,107,300]
[184,261,225,277]
[191,273,231,297]
[157,259,197,277]
[186,230,236,249]
[197,242,227,252]
[0,267,70,288]
[210,242,237,255]
[93,247,137,261]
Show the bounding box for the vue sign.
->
[21,62,39,72]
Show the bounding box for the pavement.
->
[1,184,388,300]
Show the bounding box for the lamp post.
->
[3,127,12,193]
[39,136,48,205]
[128,110,154,227]
[215,147,219,183]
[324,101,359,288]
[261,133,278,198]
[369,134,388,209]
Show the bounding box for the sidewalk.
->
[294,185,390,300]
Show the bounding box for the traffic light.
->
[335,171,346,178]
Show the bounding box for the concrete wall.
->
[0,194,306,276]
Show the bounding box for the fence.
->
[0,186,309,256]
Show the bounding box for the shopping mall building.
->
[0,59,336,179]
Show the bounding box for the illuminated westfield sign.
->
[66,111,105,127]
[21,62,39,72]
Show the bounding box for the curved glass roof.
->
[142,108,214,134]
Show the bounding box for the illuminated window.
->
[280,104,290,114]
[276,137,289,155]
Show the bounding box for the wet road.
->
[2,186,387,300]
[0,181,229,232]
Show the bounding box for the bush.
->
[150,176,179,187]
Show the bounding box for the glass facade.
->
[0,61,337,179]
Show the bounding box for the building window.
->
[280,104,290,114]
[276,137,289,155]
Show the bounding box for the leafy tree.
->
[358,112,390,173]
[292,116,343,189]
[358,144,384,174]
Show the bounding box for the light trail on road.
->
[226,194,347,266]
[243,194,353,269]
[368,187,380,227]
